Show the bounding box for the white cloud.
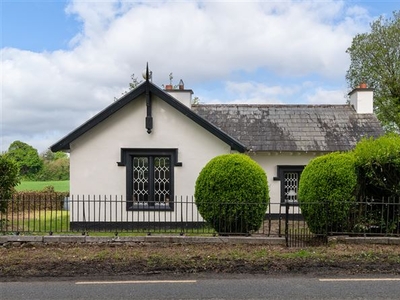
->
[212,81,296,104]
[306,87,348,105]
[1,0,375,152]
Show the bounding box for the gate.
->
[284,201,327,247]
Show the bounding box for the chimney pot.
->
[178,79,184,90]
[359,83,367,89]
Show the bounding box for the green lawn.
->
[18,211,70,233]
[16,181,69,192]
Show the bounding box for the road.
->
[2,275,400,299]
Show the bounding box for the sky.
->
[1,0,399,154]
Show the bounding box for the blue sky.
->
[2,1,78,51]
[1,0,399,153]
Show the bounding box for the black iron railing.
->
[1,195,399,247]
[0,195,284,236]
[284,197,400,247]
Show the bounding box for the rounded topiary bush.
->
[194,153,269,234]
[298,152,357,234]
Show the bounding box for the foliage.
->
[37,150,69,181]
[194,154,269,234]
[3,145,69,181]
[346,11,400,131]
[298,152,357,234]
[0,155,20,213]
[41,149,68,161]
[114,73,143,101]
[353,133,400,197]
[5,140,43,179]
[192,96,201,105]
[128,73,143,90]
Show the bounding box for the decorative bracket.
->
[145,63,153,134]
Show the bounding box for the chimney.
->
[348,83,374,114]
[164,79,193,108]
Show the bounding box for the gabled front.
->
[51,78,245,217]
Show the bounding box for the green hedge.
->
[0,155,20,213]
[354,133,400,197]
[298,152,357,233]
[195,154,269,234]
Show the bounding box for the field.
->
[15,180,69,192]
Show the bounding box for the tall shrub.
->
[195,154,269,234]
[0,155,20,213]
[354,133,400,197]
[298,152,357,234]
[353,133,400,232]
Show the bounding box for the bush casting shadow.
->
[195,154,269,234]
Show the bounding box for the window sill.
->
[127,202,174,211]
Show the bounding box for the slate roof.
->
[192,104,384,152]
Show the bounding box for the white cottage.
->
[51,72,383,228]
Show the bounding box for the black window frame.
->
[117,148,182,211]
[273,165,305,205]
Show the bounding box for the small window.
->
[119,149,180,211]
[283,171,299,204]
[275,166,304,205]
[130,155,171,210]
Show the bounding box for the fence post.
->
[285,200,289,247]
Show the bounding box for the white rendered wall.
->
[251,152,321,214]
[69,95,231,222]
[68,94,325,221]
[349,89,373,114]
[165,90,193,107]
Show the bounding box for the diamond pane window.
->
[129,154,172,210]
[133,157,149,202]
[276,166,304,205]
[154,157,170,203]
[284,172,298,203]
[120,149,179,211]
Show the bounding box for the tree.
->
[41,149,55,161]
[0,155,20,213]
[38,149,69,181]
[5,141,43,179]
[195,154,269,234]
[346,11,400,131]
[41,149,68,162]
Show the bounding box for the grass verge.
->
[1,243,400,279]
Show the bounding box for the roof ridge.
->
[193,104,349,107]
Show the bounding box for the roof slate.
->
[192,104,384,152]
